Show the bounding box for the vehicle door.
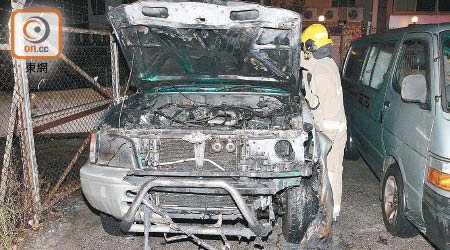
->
[382,33,434,216]
[354,41,398,175]
[341,43,369,146]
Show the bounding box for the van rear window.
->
[343,44,368,83]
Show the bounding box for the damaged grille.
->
[124,190,257,214]
[158,139,239,171]
[156,193,238,209]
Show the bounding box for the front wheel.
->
[381,164,418,238]
[282,170,319,243]
[100,213,129,236]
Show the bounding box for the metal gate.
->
[0,1,129,248]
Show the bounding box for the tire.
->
[282,170,320,243]
[381,164,418,238]
[100,213,129,236]
[344,130,360,161]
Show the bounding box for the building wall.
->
[386,0,450,29]
[302,0,371,31]
[388,0,450,14]
[304,0,332,8]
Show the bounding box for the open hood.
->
[107,0,301,91]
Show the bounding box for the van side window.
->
[441,32,450,111]
[361,42,396,90]
[393,40,429,94]
[343,44,368,83]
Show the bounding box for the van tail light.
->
[427,166,450,191]
[89,133,97,164]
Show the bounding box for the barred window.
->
[393,40,429,94]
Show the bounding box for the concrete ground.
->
[20,159,436,250]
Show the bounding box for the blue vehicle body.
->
[343,23,450,249]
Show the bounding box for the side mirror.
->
[401,74,427,103]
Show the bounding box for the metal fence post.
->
[10,0,42,214]
[110,33,120,103]
[14,59,42,214]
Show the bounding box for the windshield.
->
[441,31,450,111]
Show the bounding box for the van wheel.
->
[282,169,319,243]
[344,131,360,160]
[381,164,418,238]
[100,213,129,236]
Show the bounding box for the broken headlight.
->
[96,133,136,168]
[274,140,295,161]
[89,133,97,164]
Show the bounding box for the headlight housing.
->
[274,140,295,161]
[427,155,450,192]
[89,133,97,164]
[95,132,136,168]
[427,167,450,191]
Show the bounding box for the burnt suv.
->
[80,0,333,248]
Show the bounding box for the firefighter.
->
[300,24,347,221]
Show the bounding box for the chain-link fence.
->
[32,28,113,209]
[0,23,29,250]
[0,6,130,247]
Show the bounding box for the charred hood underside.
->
[107,0,301,91]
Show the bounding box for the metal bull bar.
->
[120,178,272,237]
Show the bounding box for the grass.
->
[0,173,31,250]
[0,207,14,250]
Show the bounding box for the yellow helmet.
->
[301,24,333,54]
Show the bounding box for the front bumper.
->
[422,185,450,250]
[80,163,135,219]
[121,178,272,237]
[80,163,310,238]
